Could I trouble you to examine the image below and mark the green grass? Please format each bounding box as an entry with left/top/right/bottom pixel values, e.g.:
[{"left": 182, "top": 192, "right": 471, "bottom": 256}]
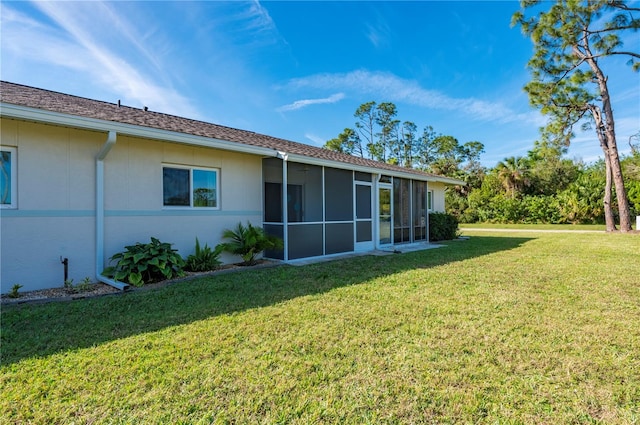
[
  {"left": 460, "top": 222, "right": 608, "bottom": 231},
  {"left": 2, "top": 232, "right": 639, "bottom": 423}
]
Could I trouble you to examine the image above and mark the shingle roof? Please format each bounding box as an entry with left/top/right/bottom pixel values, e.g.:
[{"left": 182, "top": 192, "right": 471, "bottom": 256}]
[{"left": 0, "top": 81, "right": 458, "bottom": 181}]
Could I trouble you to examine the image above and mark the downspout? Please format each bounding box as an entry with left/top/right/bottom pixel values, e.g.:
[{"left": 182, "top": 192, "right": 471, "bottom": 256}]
[{"left": 95, "top": 131, "right": 128, "bottom": 290}]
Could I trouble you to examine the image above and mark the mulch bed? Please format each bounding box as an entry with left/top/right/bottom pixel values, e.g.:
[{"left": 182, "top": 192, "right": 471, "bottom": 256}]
[{"left": 1, "top": 260, "right": 280, "bottom": 306}]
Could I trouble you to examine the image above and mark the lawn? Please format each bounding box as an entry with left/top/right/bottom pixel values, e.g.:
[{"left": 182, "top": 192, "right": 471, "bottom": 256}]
[
  {"left": 459, "top": 223, "right": 609, "bottom": 231},
  {"left": 2, "top": 231, "right": 639, "bottom": 423}
]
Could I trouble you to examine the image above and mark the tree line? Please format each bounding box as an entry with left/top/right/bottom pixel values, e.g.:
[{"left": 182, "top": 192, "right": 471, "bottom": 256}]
[
  {"left": 324, "top": 101, "right": 485, "bottom": 173},
  {"left": 447, "top": 136, "right": 640, "bottom": 225},
  {"left": 324, "top": 0, "right": 639, "bottom": 231},
  {"left": 324, "top": 100, "right": 639, "bottom": 225}
]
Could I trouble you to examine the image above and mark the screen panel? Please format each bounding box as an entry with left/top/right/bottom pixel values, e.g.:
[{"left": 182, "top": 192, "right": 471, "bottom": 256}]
[
  {"left": 356, "top": 185, "right": 372, "bottom": 219},
  {"left": 356, "top": 220, "right": 372, "bottom": 243},
  {"left": 325, "top": 167, "right": 353, "bottom": 221},
  {"left": 263, "top": 224, "right": 284, "bottom": 260},
  {"left": 287, "top": 162, "right": 323, "bottom": 222},
  {"left": 288, "top": 224, "right": 323, "bottom": 259},
  {"left": 325, "top": 223, "right": 354, "bottom": 254}
]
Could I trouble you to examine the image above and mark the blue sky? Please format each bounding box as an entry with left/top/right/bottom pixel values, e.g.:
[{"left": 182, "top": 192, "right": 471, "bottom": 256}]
[{"left": 1, "top": 1, "right": 638, "bottom": 167}]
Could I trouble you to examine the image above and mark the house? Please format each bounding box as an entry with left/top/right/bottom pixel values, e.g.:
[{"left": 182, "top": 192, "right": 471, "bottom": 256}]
[{"left": 0, "top": 81, "right": 463, "bottom": 292}]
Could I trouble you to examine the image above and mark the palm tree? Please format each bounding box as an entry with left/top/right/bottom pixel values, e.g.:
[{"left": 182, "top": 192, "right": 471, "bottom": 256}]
[
  {"left": 219, "top": 222, "right": 283, "bottom": 266},
  {"left": 495, "top": 156, "right": 530, "bottom": 197}
]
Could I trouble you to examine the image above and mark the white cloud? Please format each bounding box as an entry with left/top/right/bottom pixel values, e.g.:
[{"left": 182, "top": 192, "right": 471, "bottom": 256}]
[
  {"left": 283, "top": 70, "right": 544, "bottom": 125},
  {"left": 364, "top": 14, "right": 391, "bottom": 49},
  {"left": 245, "top": 0, "right": 278, "bottom": 34},
  {"left": 304, "top": 133, "right": 326, "bottom": 146},
  {"left": 221, "top": 0, "right": 286, "bottom": 49},
  {"left": 1, "top": 1, "right": 199, "bottom": 118},
  {"left": 277, "top": 93, "right": 345, "bottom": 112}
]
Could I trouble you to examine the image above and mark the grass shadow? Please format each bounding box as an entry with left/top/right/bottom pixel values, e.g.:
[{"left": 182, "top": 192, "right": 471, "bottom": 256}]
[{"left": 1, "top": 235, "right": 533, "bottom": 365}]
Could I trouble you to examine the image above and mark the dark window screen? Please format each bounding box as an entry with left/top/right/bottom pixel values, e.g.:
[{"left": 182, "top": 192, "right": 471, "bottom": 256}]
[
  {"left": 263, "top": 224, "right": 284, "bottom": 260},
  {"left": 355, "top": 172, "right": 372, "bottom": 182},
  {"left": 264, "top": 183, "right": 282, "bottom": 222},
  {"left": 326, "top": 223, "right": 354, "bottom": 254},
  {"left": 288, "top": 224, "right": 323, "bottom": 259},
  {"left": 325, "top": 167, "right": 353, "bottom": 221},
  {"left": 356, "top": 221, "right": 372, "bottom": 242},
  {"left": 356, "top": 185, "right": 372, "bottom": 219}
]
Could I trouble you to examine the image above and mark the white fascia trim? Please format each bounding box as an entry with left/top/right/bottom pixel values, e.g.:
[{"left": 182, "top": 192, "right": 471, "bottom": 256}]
[
  {"left": 283, "top": 153, "right": 466, "bottom": 185},
  {"left": 429, "top": 176, "right": 467, "bottom": 186},
  {"left": 0, "top": 103, "right": 278, "bottom": 158},
  {"left": 1, "top": 103, "right": 465, "bottom": 185}
]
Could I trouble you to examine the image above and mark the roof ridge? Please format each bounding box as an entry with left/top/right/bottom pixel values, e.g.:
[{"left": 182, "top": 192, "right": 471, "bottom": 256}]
[
  {"left": 1, "top": 79, "right": 121, "bottom": 108},
  {"left": 0, "top": 80, "right": 457, "bottom": 182}
]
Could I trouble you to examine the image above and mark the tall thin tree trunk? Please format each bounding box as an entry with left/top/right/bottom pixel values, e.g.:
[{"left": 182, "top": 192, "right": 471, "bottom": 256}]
[
  {"left": 603, "top": 154, "right": 616, "bottom": 232},
  {"left": 606, "top": 137, "right": 632, "bottom": 231},
  {"left": 592, "top": 105, "right": 617, "bottom": 232},
  {"left": 586, "top": 55, "right": 632, "bottom": 232}
]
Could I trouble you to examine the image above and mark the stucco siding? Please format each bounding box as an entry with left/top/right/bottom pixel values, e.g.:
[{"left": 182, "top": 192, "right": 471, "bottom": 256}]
[
  {"left": 429, "top": 182, "right": 447, "bottom": 213},
  {"left": 1, "top": 119, "right": 101, "bottom": 291},
  {"left": 100, "top": 135, "right": 263, "bottom": 265},
  {"left": 1, "top": 118, "right": 263, "bottom": 292},
  {"left": 1, "top": 217, "right": 95, "bottom": 291},
  {"left": 2, "top": 119, "right": 102, "bottom": 211}
]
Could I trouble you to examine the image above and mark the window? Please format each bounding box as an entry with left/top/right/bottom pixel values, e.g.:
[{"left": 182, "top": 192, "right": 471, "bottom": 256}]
[
  {"left": 0, "top": 147, "right": 17, "bottom": 209},
  {"left": 427, "top": 190, "right": 434, "bottom": 211},
  {"left": 163, "top": 165, "right": 219, "bottom": 208}
]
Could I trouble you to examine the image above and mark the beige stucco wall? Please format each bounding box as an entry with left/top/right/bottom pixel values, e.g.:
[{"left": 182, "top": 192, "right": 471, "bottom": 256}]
[
  {"left": 1, "top": 116, "right": 455, "bottom": 293},
  {"left": 1, "top": 118, "right": 263, "bottom": 292},
  {"left": 429, "top": 181, "right": 447, "bottom": 213}
]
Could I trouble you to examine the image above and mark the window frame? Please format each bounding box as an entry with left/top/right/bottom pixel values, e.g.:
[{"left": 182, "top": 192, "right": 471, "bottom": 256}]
[
  {"left": 162, "top": 164, "right": 220, "bottom": 210},
  {"left": 0, "top": 147, "right": 17, "bottom": 209},
  {"left": 427, "top": 189, "right": 434, "bottom": 211}
]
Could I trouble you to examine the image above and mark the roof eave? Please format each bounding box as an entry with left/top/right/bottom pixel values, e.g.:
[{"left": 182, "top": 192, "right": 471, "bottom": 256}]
[
  {"left": 283, "top": 153, "right": 465, "bottom": 184},
  {"left": 430, "top": 176, "right": 467, "bottom": 186},
  {"left": 0, "top": 102, "right": 466, "bottom": 185},
  {"left": 0, "top": 103, "right": 279, "bottom": 158}
]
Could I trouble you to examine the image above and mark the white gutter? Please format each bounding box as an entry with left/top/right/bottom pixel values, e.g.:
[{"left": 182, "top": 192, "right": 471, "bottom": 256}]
[
  {"left": 2, "top": 102, "right": 463, "bottom": 186},
  {"left": 282, "top": 153, "right": 466, "bottom": 186},
  {"left": 1, "top": 103, "right": 278, "bottom": 158},
  {"left": 96, "top": 131, "right": 128, "bottom": 290}
]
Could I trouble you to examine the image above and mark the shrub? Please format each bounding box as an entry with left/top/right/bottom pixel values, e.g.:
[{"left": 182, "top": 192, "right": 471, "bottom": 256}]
[
  {"left": 63, "top": 277, "right": 93, "bottom": 294},
  {"left": 521, "top": 195, "right": 563, "bottom": 224},
  {"left": 103, "top": 237, "right": 185, "bottom": 286},
  {"left": 429, "top": 212, "right": 459, "bottom": 241},
  {"left": 218, "top": 222, "right": 283, "bottom": 266},
  {"left": 185, "top": 238, "right": 222, "bottom": 272},
  {"left": 7, "top": 284, "right": 23, "bottom": 299}
]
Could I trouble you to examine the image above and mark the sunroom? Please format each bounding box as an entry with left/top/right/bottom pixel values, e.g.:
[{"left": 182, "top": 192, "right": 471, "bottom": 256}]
[{"left": 262, "top": 157, "right": 435, "bottom": 262}]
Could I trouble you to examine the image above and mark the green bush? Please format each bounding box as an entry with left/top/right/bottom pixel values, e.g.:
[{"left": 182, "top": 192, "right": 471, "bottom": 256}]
[
  {"left": 185, "top": 238, "right": 222, "bottom": 272},
  {"left": 103, "top": 237, "right": 185, "bottom": 287},
  {"left": 626, "top": 179, "right": 640, "bottom": 218},
  {"left": 429, "top": 212, "right": 459, "bottom": 241},
  {"left": 218, "top": 222, "right": 283, "bottom": 266},
  {"left": 521, "top": 195, "right": 563, "bottom": 224},
  {"left": 7, "top": 284, "right": 23, "bottom": 299},
  {"left": 63, "top": 277, "right": 94, "bottom": 294}
]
